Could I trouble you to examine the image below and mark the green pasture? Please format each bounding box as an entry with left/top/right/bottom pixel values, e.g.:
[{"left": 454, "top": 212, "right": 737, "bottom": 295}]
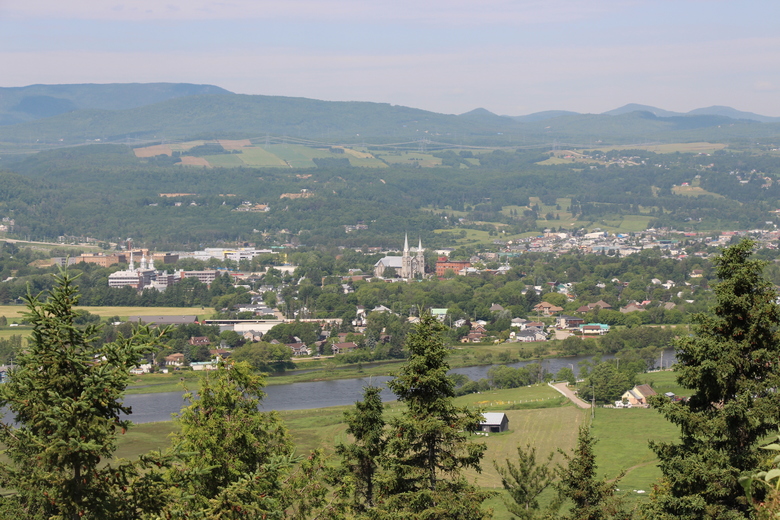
[
  {"left": 202, "top": 154, "right": 245, "bottom": 167},
  {"left": 591, "top": 407, "right": 679, "bottom": 496},
  {"left": 266, "top": 145, "right": 318, "bottom": 168},
  {"left": 375, "top": 151, "right": 442, "bottom": 167},
  {"left": 0, "top": 305, "right": 203, "bottom": 321},
  {"left": 238, "top": 147, "right": 288, "bottom": 167},
  {"left": 671, "top": 185, "right": 725, "bottom": 198},
  {"left": 637, "top": 370, "right": 689, "bottom": 398},
  {"left": 109, "top": 373, "right": 689, "bottom": 516}
]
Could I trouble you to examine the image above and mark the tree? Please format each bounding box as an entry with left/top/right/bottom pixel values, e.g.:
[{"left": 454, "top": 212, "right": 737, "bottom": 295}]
[
  {"left": 381, "top": 313, "right": 492, "bottom": 519},
  {"left": 0, "top": 271, "right": 168, "bottom": 519},
  {"left": 578, "top": 362, "right": 634, "bottom": 404},
  {"left": 647, "top": 239, "right": 780, "bottom": 520},
  {"left": 160, "top": 360, "right": 333, "bottom": 518},
  {"left": 335, "top": 385, "right": 386, "bottom": 514},
  {"left": 555, "top": 426, "right": 627, "bottom": 520},
  {"left": 494, "top": 444, "right": 555, "bottom": 520}
]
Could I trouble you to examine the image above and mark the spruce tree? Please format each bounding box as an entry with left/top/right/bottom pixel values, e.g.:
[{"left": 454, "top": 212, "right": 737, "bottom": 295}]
[
  {"left": 647, "top": 239, "right": 780, "bottom": 519},
  {"left": 0, "top": 271, "right": 166, "bottom": 519},
  {"left": 494, "top": 444, "right": 555, "bottom": 520},
  {"left": 555, "top": 426, "right": 627, "bottom": 520},
  {"left": 335, "top": 385, "right": 386, "bottom": 513},
  {"left": 382, "top": 312, "right": 492, "bottom": 519}
]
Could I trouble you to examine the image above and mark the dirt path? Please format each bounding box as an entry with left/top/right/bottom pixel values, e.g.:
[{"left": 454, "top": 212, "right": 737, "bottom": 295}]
[{"left": 550, "top": 382, "right": 591, "bottom": 409}]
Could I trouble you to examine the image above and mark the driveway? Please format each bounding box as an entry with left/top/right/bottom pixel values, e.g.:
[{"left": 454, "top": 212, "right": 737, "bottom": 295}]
[{"left": 550, "top": 381, "right": 591, "bottom": 409}]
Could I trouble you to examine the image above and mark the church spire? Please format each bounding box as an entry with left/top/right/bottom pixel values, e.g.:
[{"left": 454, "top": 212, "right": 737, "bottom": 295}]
[
  {"left": 418, "top": 237, "right": 423, "bottom": 252},
  {"left": 404, "top": 233, "right": 409, "bottom": 253}
]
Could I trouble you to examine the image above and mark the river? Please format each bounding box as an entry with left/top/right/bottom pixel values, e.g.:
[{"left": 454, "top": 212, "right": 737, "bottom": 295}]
[{"left": 123, "top": 349, "right": 676, "bottom": 424}]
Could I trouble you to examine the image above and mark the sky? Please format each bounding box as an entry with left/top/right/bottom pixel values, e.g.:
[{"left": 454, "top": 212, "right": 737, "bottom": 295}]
[{"left": 1, "top": 0, "right": 780, "bottom": 117}]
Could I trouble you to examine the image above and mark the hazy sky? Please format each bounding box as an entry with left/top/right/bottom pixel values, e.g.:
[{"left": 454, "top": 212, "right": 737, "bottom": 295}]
[{"left": 2, "top": 0, "right": 779, "bottom": 116}]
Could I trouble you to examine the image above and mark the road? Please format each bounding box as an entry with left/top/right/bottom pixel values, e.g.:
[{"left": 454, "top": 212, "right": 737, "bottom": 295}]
[{"left": 550, "top": 381, "right": 591, "bottom": 409}]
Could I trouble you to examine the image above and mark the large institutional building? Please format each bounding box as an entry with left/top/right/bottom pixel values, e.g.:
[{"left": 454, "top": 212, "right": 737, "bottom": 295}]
[{"left": 373, "top": 235, "right": 426, "bottom": 279}]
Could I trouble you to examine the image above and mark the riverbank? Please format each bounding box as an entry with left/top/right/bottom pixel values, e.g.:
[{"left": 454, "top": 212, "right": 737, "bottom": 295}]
[{"left": 126, "top": 342, "right": 571, "bottom": 395}]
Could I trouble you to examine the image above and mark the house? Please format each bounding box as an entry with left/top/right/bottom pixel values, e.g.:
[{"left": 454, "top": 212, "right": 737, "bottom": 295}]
[
  {"left": 479, "top": 412, "right": 509, "bottom": 433},
  {"left": 556, "top": 315, "right": 584, "bottom": 329},
  {"left": 620, "top": 302, "right": 646, "bottom": 313},
  {"left": 533, "top": 302, "right": 563, "bottom": 316},
  {"left": 579, "top": 323, "right": 610, "bottom": 335},
  {"left": 191, "top": 361, "right": 218, "bottom": 371},
  {"left": 514, "top": 329, "right": 546, "bottom": 342},
  {"left": 331, "top": 342, "right": 359, "bottom": 355},
  {"left": 242, "top": 330, "right": 263, "bottom": 342},
  {"left": 621, "top": 384, "right": 657, "bottom": 406},
  {"left": 286, "top": 342, "right": 311, "bottom": 357},
  {"left": 188, "top": 336, "right": 211, "bottom": 346},
  {"left": 164, "top": 353, "right": 185, "bottom": 366}
]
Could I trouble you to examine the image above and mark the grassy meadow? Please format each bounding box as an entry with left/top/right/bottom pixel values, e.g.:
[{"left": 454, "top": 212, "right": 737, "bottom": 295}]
[
  {"left": 112, "top": 378, "right": 679, "bottom": 518},
  {"left": 0, "top": 305, "right": 204, "bottom": 321}
]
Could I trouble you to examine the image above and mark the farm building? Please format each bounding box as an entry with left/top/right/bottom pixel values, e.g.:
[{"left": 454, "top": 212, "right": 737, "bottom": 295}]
[{"left": 479, "top": 412, "right": 509, "bottom": 433}]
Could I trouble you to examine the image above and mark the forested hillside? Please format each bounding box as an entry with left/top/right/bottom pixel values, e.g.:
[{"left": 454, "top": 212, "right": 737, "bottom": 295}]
[{"left": 0, "top": 144, "right": 779, "bottom": 248}]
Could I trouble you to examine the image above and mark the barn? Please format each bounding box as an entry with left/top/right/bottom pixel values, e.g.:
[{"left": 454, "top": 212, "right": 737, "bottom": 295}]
[{"left": 479, "top": 412, "right": 509, "bottom": 433}]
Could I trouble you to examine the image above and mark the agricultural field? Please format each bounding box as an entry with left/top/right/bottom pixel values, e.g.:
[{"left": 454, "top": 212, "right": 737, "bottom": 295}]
[
  {"left": 581, "top": 142, "right": 728, "bottom": 155},
  {"left": 0, "top": 305, "right": 203, "bottom": 321},
  {"left": 374, "top": 151, "right": 443, "bottom": 167}
]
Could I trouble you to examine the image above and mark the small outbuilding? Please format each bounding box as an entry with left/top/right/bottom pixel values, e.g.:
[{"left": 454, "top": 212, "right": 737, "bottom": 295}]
[{"left": 479, "top": 412, "right": 509, "bottom": 433}]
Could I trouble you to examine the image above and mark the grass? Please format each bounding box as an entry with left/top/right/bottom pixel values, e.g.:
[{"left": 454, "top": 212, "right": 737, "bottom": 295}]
[
  {"left": 591, "top": 407, "right": 680, "bottom": 498},
  {"left": 0, "top": 305, "right": 204, "bottom": 321},
  {"left": 105, "top": 376, "right": 691, "bottom": 516},
  {"left": 671, "top": 185, "right": 725, "bottom": 198},
  {"left": 238, "top": 147, "right": 288, "bottom": 167}
]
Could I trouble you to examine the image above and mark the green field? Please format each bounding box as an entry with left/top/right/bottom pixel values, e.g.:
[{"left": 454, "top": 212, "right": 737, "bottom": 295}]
[
  {"left": 375, "top": 151, "right": 442, "bottom": 167},
  {"left": 238, "top": 147, "right": 289, "bottom": 167},
  {"left": 0, "top": 305, "right": 204, "bottom": 321},
  {"left": 108, "top": 373, "right": 691, "bottom": 517},
  {"left": 202, "top": 153, "right": 246, "bottom": 167}
]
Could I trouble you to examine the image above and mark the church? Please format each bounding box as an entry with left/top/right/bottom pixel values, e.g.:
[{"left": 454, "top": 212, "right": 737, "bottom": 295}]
[{"left": 373, "top": 235, "right": 426, "bottom": 279}]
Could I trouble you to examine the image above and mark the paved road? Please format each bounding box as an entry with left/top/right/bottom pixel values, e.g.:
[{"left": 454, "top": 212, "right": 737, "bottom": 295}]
[{"left": 550, "top": 381, "right": 591, "bottom": 409}]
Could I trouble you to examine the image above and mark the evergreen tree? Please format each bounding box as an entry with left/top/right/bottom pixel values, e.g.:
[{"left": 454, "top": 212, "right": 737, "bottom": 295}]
[
  {"left": 494, "top": 444, "right": 555, "bottom": 520},
  {"left": 335, "top": 385, "right": 386, "bottom": 514},
  {"left": 647, "top": 239, "right": 780, "bottom": 519},
  {"left": 381, "top": 313, "right": 492, "bottom": 519},
  {"left": 555, "top": 426, "right": 627, "bottom": 520},
  {"left": 0, "top": 271, "right": 168, "bottom": 519},
  {"left": 168, "top": 360, "right": 293, "bottom": 499}
]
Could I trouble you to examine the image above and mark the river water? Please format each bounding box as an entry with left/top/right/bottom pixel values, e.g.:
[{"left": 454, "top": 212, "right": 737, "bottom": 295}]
[{"left": 123, "top": 349, "right": 676, "bottom": 424}]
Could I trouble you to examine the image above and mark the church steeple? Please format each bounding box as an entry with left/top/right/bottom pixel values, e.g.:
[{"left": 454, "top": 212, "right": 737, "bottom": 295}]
[{"left": 404, "top": 233, "right": 409, "bottom": 253}]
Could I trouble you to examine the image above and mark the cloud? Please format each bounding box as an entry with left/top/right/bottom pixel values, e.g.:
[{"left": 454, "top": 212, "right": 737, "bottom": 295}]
[{"left": 0, "top": 0, "right": 636, "bottom": 24}]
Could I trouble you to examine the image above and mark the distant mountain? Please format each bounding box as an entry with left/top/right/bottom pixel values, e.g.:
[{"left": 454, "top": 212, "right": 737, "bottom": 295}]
[
  {"left": 0, "top": 83, "right": 231, "bottom": 125},
  {"left": 507, "top": 110, "right": 578, "bottom": 122},
  {"left": 686, "top": 105, "right": 780, "bottom": 123},
  {"left": 0, "top": 83, "right": 779, "bottom": 147},
  {"left": 602, "top": 104, "right": 683, "bottom": 118}
]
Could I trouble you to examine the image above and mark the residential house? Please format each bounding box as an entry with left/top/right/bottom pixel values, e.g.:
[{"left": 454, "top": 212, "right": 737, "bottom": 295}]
[
  {"left": 331, "top": 342, "right": 359, "bottom": 355},
  {"left": 621, "top": 384, "right": 657, "bottom": 406},
  {"left": 533, "top": 302, "right": 563, "bottom": 316},
  {"left": 164, "top": 353, "right": 185, "bottom": 366},
  {"left": 556, "top": 315, "right": 585, "bottom": 329},
  {"left": 286, "top": 342, "right": 311, "bottom": 357},
  {"left": 579, "top": 323, "right": 610, "bottom": 335}
]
